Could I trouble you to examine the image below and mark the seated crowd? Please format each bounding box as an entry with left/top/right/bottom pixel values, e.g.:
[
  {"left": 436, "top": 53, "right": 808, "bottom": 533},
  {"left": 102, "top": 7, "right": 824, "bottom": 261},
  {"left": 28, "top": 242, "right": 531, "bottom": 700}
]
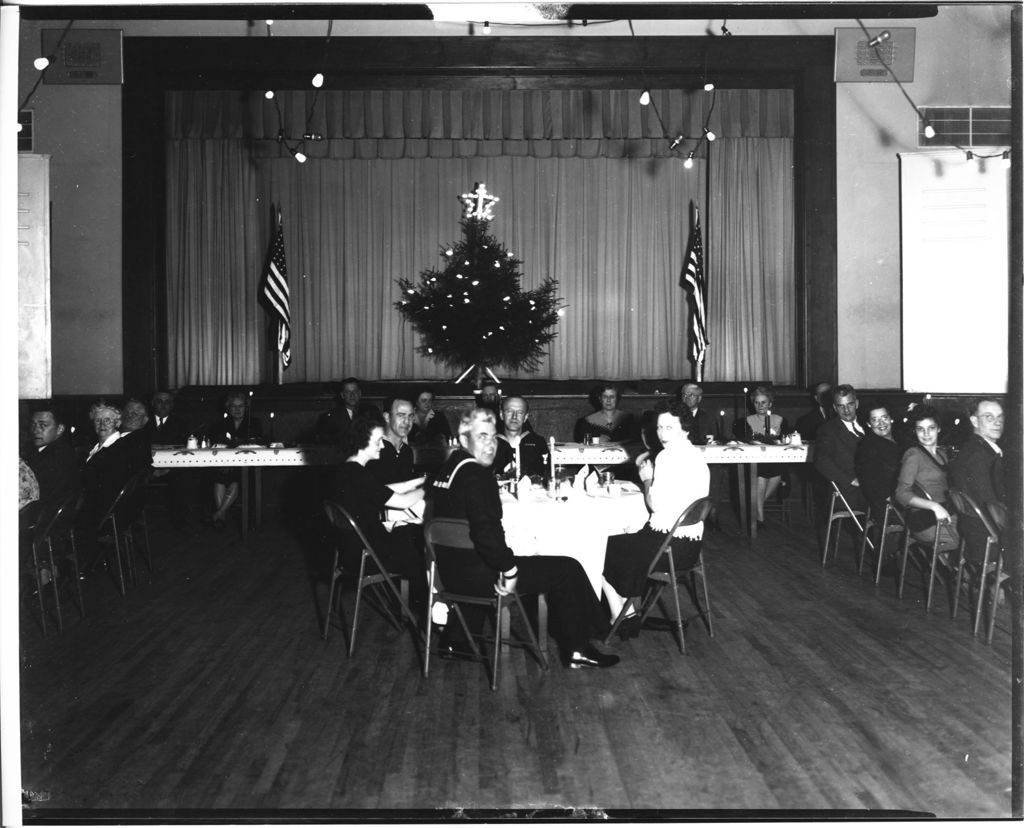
[{"left": 18, "top": 378, "right": 1011, "bottom": 666}]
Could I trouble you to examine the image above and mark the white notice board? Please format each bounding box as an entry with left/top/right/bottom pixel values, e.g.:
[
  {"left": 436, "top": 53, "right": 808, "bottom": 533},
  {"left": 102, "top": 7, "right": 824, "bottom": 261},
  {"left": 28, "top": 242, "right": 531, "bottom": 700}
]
[{"left": 899, "top": 150, "right": 1009, "bottom": 394}]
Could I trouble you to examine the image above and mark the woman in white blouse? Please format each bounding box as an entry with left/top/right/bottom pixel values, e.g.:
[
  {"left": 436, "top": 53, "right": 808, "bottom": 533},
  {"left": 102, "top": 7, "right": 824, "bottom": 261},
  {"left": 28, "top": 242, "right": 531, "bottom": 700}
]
[{"left": 601, "top": 400, "right": 710, "bottom": 637}]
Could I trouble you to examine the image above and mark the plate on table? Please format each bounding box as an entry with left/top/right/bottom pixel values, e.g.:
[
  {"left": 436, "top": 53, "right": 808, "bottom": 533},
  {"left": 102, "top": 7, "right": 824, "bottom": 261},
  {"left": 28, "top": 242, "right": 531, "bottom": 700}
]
[
  {"left": 237, "top": 444, "right": 264, "bottom": 449},
  {"left": 617, "top": 481, "right": 641, "bottom": 493}
]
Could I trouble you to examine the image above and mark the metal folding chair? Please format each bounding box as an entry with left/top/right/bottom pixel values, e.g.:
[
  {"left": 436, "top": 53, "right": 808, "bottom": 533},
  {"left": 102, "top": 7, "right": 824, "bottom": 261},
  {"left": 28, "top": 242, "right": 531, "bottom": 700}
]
[
  {"left": 857, "top": 498, "right": 907, "bottom": 585},
  {"left": 423, "top": 517, "right": 548, "bottom": 691},
  {"left": 322, "top": 499, "right": 422, "bottom": 656},
  {"left": 948, "top": 488, "right": 1004, "bottom": 642},
  {"left": 897, "top": 483, "right": 957, "bottom": 613},
  {"left": 603, "top": 497, "right": 714, "bottom": 654},
  {"left": 29, "top": 492, "right": 86, "bottom": 634},
  {"left": 821, "top": 480, "right": 870, "bottom": 570}
]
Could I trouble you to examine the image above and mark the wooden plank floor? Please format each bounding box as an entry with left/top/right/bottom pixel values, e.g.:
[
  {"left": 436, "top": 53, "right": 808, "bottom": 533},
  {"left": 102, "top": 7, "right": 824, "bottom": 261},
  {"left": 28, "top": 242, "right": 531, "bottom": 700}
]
[{"left": 19, "top": 496, "right": 1013, "bottom": 819}]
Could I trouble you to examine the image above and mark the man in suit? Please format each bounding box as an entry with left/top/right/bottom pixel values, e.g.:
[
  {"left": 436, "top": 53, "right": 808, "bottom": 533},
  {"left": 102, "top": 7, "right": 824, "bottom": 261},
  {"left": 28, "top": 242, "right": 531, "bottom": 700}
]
[
  {"left": 314, "top": 377, "right": 380, "bottom": 449},
  {"left": 119, "top": 398, "right": 154, "bottom": 478},
  {"left": 813, "top": 383, "right": 867, "bottom": 515},
  {"left": 430, "top": 407, "right": 618, "bottom": 669},
  {"left": 678, "top": 382, "right": 716, "bottom": 446},
  {"left": 795, "top": 381, "right": 833, "bottom": 441},
  {"left": 147, "top": 390, "right": 190, "bottom": 446},
  {"left": 146, "top": 389, "right": 192, "bottom": 525},
  {"left": 25, "top": 403, "right": 81, "bottom": 512},
  {"left": 949, "top": 398, "right": 1007, "bottom": 566}
]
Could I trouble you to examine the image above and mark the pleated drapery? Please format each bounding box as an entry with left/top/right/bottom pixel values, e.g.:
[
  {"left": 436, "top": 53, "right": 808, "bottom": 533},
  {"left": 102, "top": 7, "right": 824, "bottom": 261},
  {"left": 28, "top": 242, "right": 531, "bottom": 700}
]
[{"left": 165, "top": 88, "right": 795, "bottom": 385}]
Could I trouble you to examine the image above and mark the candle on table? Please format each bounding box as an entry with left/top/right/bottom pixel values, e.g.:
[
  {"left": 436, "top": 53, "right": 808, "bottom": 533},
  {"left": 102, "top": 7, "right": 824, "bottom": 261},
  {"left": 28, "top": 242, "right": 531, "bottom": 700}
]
[
  {"left": 549, "top": 435, "right": 556, "bottom": 482},
  {"left": 718, "top": 410, "right": 724, "bottom": 438},
  {"left": 269, "top": 411, "right": 275, "bottom": 442}
]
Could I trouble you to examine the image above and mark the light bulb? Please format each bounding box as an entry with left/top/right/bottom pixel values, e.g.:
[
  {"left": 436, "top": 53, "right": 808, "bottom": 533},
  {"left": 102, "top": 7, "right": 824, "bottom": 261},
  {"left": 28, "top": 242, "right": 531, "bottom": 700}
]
[
  {"left": 311, "top": 72, "right": 324, "bottom": 88},
  {"left": 33, "top": 56, "right": 50, "bottom": 71},
  {"left": 294, "top": 151, "right": 307, "bottom": 163},
  {"left": 16, "top": 123, "right": 23, "bottom": 133},
  {"left": 265, "top": 19, "right": 274, "bottom": 25},
  {"left": 923, "top": 124, "right": 935, "bottom": 139},
  {"left": 683, "top": 153, "right": 694, "bottom": 169},
  {"left": 704, "top": 128, "right": 716, "bottom": 142},
  {"left": 639, "top": 90, "right": 651, "bottom": 106},
  {"left": 703, "top": 82, "right": 715, "bottom": 92},
  {"left": 557, "top": 308, "right": 566, "bottom": 317},
  {"left": 445, "top": 248, "right": 453, "bottom": 256},
  {"left": 264, "top": 90, "right": 275, "bottom": 100}
]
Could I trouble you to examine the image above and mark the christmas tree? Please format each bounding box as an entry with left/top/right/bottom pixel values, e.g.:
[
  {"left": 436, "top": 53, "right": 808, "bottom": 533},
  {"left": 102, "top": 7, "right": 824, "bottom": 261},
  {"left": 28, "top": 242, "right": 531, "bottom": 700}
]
[{"left": 396, "top": 183, "right": 562, "bottom": 383}]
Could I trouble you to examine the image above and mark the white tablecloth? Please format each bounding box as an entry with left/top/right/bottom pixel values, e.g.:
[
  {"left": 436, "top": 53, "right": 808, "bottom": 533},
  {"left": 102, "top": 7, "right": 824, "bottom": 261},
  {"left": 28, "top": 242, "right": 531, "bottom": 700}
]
[{"left": 500, "top": 485, "right": 649, "bottom": 596}]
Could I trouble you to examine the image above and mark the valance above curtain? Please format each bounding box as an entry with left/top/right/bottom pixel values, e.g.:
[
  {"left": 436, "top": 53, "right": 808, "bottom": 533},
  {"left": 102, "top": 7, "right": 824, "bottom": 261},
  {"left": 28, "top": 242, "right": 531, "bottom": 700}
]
[{"left": 167, "top": 88, "right": 793, "bottom": 158}]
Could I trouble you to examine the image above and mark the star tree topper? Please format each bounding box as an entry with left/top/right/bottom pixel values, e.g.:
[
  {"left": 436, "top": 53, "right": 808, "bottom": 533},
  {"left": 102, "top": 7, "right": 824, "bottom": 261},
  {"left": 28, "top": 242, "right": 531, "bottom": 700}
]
[
  {"left": 460, "top": 182, "right": 500, "bottom": 220},
  {"left": 396, "top": 182, "right": 563, "bottom": 380}
]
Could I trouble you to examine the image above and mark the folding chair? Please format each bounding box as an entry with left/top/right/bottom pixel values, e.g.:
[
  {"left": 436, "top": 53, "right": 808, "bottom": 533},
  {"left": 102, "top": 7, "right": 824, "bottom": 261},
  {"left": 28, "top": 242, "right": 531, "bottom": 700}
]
[
  {"left": 857, "top": 498, "right": 907, "bottom": 585},
  {"left": 322, "top": 499, "right": 422, "bottom": 656},
  {"left": 897, "top": 483, "right": 957, "bottom": 613},
  {"left": 29, "top": 492, "right": 86, "bottom": 634},
  {"left": 948, "top": 488, "right": 1004, "bottom": 642},
  {"left": 604, "top": 497, "right": 714, "bottom": 655},
  {"left": 821, "top": 480, "right": 870, "bottom": 570},
  {"left": 96, "top": 472, "right": 151, "bottom": 595},
  {"left": 423, "top": 517, "right": 548, "bottom": 691}
]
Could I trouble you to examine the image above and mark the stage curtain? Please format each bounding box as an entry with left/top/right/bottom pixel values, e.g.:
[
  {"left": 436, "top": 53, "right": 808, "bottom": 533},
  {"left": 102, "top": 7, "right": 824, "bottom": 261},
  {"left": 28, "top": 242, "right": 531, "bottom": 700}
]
[{"left": 166, "top": 89, "right": 794, "bottom": 385}]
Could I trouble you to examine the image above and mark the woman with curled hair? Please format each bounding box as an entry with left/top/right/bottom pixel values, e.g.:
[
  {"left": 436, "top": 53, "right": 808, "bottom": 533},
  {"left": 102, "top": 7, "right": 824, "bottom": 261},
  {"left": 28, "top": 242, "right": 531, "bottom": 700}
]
[
  {"left": 732, "top": 385, "right": 789, "bottom": 527},
  {"left": 574, "top": 382, "right": 637, "bottom": 444},
  {"left": 207, "top": 392, "right": 264, "bottom": 530},
  {"left": 602, "top": 399, "right": 710, "bottom": 638},
  {"left": 325, "top": 413, "right": 427, "bottom": 608},
  {"left": 409, "top": 386, "right": 452, "bottom": 445},
  {"left": 895, "top": 404, "right": 959, "bottom": 554}
]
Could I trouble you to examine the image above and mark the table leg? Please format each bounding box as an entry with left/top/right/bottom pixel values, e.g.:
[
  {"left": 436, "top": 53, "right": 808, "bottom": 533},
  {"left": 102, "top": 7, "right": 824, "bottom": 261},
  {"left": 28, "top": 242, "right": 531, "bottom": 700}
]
[
  {"left": 240, "top": 468, "right": 249, "bottom": 539},
  {"left": 254, "top": 468, "right": 263, "bottom": 531},
  {"left": 749, "top": 461, "right": 759, "bottom": 540},
  {"left": 734, "top": 464, "right": 748, "bottom": 539}
]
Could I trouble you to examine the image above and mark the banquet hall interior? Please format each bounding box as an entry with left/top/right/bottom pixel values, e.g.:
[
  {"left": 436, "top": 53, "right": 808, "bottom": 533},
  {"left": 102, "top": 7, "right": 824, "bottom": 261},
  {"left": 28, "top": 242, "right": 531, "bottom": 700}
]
[{"left": 5, "top": 0, "right": 1022, "bottom": 821}]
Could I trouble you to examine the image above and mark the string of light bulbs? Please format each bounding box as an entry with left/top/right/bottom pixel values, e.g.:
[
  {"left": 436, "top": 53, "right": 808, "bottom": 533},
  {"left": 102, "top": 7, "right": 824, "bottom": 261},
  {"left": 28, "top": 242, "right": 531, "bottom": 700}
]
[
  {"left": 630, "top": 18, "right": 721, "bottom": 169},
  {"left": 854, "top": 17, "right": 1010, "bottom": 167},
  {"left": 264, "top": 18, "right": 333, "bottom": 164}
]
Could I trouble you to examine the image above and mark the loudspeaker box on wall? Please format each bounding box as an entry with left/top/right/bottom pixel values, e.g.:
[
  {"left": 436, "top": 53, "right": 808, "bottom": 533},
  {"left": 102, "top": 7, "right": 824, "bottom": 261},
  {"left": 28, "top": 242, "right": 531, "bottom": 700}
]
[{"left": 41, "top": 28, "right": 123, "bottom": 85}]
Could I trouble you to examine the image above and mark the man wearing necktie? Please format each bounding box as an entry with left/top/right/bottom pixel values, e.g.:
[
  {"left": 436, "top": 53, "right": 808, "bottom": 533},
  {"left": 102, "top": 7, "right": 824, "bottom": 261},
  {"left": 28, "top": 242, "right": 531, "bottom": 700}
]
[{"left": 813, "top": 384, "right": 868, "bottom": 527}]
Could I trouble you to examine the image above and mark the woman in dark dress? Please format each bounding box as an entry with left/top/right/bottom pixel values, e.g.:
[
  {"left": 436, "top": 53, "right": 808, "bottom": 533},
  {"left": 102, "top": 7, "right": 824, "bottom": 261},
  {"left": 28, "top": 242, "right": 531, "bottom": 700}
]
[
  {"left": 574, "top": 382, "right": 637, "bottom": 444},
  {"left": 409, "top": 387, "right": 452, "bottom": 445},
  {"left": 731, "top": 385, "right": 789, "bottom": 526},
  {"left": 326, "top": 415, "right": 427, "bottom": 606},
  {"left": 207, "top": 392, "right": 264, "bottom": 529},
  {"left": 895, "top": 404, "right": 959, "bottom": 554}
]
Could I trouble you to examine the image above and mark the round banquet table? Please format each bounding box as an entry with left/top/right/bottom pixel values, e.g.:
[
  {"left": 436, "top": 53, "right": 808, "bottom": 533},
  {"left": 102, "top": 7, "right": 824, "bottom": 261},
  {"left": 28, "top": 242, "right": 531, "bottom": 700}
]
[{"left": 500, "top": 484, "right": 650, "bottom": 597}]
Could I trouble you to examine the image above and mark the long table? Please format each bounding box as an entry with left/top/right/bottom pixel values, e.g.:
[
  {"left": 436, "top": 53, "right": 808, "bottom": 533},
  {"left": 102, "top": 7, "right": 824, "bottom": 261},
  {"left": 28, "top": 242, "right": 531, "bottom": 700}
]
[
  {"left": 552, "top": 441, "right": 814, "bottom": 540},
  {"left": 151, "top": 445, "right": 344, "bottom": 537}
]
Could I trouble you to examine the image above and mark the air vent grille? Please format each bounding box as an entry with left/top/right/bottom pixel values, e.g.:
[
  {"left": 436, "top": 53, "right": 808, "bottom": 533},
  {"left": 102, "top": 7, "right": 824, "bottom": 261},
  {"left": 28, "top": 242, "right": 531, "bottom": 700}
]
[{"left": 919, "top": 106, "right": 1011, "bottom": 148}]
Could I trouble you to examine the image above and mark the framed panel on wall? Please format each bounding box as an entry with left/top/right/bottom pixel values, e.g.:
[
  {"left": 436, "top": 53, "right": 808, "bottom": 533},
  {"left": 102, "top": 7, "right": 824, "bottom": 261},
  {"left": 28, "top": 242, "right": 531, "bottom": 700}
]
[{"left": 898, "top": 150, "right": 1009, "bottom": 394}]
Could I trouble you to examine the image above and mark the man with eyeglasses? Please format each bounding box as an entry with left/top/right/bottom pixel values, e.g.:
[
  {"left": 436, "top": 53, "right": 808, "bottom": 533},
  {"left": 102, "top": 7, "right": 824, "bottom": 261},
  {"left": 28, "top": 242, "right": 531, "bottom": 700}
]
[
  {"left": 24, "top": 403, "right": 80, "bottom": 511},
  {"left": 677, "top": 383, "right": 715, "bottom": 446},
  {"left": 430, "top": 407, "right": 619, "bottom": 669},
  {"left": 813, "top": 384, "right": 867, "bottom": 527},
  {"left": 950, "top": 398, "right": 1007, "bottom": 566}
]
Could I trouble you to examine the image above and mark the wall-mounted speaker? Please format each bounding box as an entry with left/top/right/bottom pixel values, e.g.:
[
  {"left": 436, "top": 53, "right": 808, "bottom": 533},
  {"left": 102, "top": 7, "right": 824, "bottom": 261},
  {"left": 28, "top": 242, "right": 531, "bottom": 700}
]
[
  {"left": 834, "top": 27, "right": 916, "bottom": 83},
  {"left": 41, "top": 28, "right": 123, "bottom": 85}
]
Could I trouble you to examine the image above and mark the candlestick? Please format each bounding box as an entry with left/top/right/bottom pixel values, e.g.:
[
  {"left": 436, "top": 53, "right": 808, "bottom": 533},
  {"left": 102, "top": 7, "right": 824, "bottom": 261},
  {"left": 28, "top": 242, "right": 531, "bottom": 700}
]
[
  {"left": 269, "top": 411, "right": 275, "bottom": 443},
  {"left": 718, "top": 410, "right": 724, "bottom": 439},
  {"left": 549, "top": 435, "right": 556, "bottom": 482}
]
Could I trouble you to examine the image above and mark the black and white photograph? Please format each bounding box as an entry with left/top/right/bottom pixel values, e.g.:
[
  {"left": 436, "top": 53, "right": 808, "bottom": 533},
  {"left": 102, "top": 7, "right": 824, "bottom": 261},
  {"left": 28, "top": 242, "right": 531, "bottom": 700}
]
[{"left": 5, "top": 0, "right": 1021, "bottom": 822}]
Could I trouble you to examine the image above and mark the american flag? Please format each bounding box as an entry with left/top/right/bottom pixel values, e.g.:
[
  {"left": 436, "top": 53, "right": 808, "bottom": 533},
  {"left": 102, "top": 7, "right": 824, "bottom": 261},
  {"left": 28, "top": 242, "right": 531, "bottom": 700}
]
[
  {"left": 261, "top": 220, "right": 291, "bottom": 369},
  {"left": 681, "top": 204, "right": 708, "bottom": 377}
]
